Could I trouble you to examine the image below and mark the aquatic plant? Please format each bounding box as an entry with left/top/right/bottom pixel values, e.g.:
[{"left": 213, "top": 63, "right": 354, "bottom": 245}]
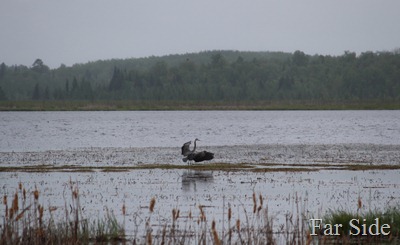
[
  {"left": 1, "top": 181, "right": 126, "bottom": 244},
  {"left": 315, "top": 197, "right": 400, "bottom": 244},
  {"left": 2, "top": 183, "right": 399, "bottom": 244}
]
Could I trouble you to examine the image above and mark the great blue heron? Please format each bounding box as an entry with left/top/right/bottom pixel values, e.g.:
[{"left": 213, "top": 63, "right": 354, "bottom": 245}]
[{"left": 181, "top": 138, "right": 214, "bottom": 164}]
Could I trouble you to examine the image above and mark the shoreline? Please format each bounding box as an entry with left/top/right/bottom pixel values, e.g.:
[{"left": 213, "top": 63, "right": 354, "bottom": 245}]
[{"left": 1, "top": 100, "right": 399, "bottom": 111}]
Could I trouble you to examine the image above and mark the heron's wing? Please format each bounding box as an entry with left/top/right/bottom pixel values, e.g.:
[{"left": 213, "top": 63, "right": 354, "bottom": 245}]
[{"left": 181, "top": 141, "right": 192, "bottom": 156}]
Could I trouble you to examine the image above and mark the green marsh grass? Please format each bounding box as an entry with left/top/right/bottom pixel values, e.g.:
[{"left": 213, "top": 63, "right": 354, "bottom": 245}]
[
  {"left": 310, "top": 196, "right": 400, "bottom": 244},
  {"left": 321, "top": 206, "right": 400, "bottom": 243}
]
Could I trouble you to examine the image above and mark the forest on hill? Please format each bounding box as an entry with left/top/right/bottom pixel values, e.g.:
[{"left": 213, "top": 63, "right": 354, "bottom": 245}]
[{"left": 0, "top": 50, "right": 399, "bottom": 107}]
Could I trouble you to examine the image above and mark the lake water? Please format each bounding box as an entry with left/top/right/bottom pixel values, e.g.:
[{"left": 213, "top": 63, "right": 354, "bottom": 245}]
[
  {"left": 1, "top": 110, "right": 399, "bottom": 152},
  {"left": 1, "top": 110, "right": 400, "bottom": 242}
]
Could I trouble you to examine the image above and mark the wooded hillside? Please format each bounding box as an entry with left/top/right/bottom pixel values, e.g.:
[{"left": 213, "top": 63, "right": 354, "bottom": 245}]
[{"left": 1, "top": 50, "right": 399, "bottom": 105}]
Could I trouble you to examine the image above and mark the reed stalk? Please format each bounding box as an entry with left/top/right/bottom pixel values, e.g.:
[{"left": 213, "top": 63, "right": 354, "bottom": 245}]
[{"left": 2, "top": 183, "right": 399, "bottom": 244}]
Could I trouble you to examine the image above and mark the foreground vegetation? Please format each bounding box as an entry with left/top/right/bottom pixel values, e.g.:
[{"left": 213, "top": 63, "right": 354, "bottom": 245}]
[
  {"left": 2, "top": 182, "right": 399, "bottom": 244},
  {"left": 1, "top": 181, "right": 125, "bottom": 244},
  {"left": 323, "top": 206, "right": 400, "bottom": 239},
  {"left": 1, "top": 50, "right": 399, "bottom": 108}
]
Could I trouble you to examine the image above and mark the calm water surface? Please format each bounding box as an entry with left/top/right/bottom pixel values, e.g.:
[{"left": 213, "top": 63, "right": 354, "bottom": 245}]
[
  {"left": 1, "top": 110, "right": 399, "bottom": 152},
  {"left": 1, "top": 111, "right": 400, "bottom": 241}
]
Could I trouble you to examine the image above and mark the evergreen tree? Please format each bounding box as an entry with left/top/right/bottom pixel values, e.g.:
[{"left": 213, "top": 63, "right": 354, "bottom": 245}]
[
  {"left": 65, "top": 79, "right": 70, "bottom": 93},
  {"left": 31, "top": 58, "right": 50, "bottom": 73},
  {"left": 32, "top": 83, "right": 40, "bottom": 100},
  {"left": 71, "top": 77, "right": 78, "bottom": 99},
  {"left": 0, "top": 50, "right": 398, "bottom": 103},
  {"left": 80, "top": 80, "right": 94, "bottom": 100},
  {"left": 0, "top": 63, "right": 6, "bottom": 79},
  {"left": 108, "top": 67, "right": 124, "bottom": 91},
  {"left": 0, "top": 86, "right": 7, "bottom": 100},
  {"left": 43, "top": 86, "right": 50, "bottom": 100},
  {"left": 292, "top": 50, "right": 308, "bottom": 66},
  {"left": 72, "top": 77, "right": 78, "bottom": 91}
]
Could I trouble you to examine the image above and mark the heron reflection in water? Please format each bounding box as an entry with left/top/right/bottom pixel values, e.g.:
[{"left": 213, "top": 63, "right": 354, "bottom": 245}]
[{"left": 181, "top": 170, "right": 214, "bottom": 192}]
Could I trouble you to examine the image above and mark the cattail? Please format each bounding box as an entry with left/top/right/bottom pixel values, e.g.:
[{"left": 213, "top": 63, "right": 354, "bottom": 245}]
[
  {"left": 146, "top": 231, "right": 152, "bottom": 245},
  {"left": 19, "top": 182, "right": 22, "bottom": 190},
  {"left": 12, "top": 193, "right": 18, "bottom": 212},
  {"left": 172, "top": 209, "right": 176, "bottom": 220},
  {"left": 253, "top": 192, "right": 257, "bottom": 213},
  {"left": 357, "top": 197, "right": 362, "bottom": 210},
  {"left": 122, "top": 203, "right": 126, "bottom": 216},
  {"left": 189, "top": 210, "right": 192, "bottom": 219},
  {"left": 213, "top": 230, "right": 221, "bottom": 245},
  {"left": 259, "top": 194, "right": 263, "bottom": 207},
  {"left": 73, "top": 188, "right": 78, "bottom": 199},
  {"left": 9, "top": 207, "right": 14, "bottom": 219},
  {"left": 3, "top": 195, "right": 7, "bottom": 220},
  {"left": 23, "top": 189, "right": 26, "bottom": 201},
  {"left": 228, "top": 207, "right": 232, "bottom": 221},
  {"left": 212, "top": 220, "right": 221, "bottom": 245},
  {"left": 39, "top": 205, "right": 44, "bottom": 217},
  {"left": 236, "top": 219, "right": 240, "bottom": 231},
  {"left": 38, "top": 205, "right": 44, "bottom": 225},
  {"left": 33, "top": 189, "right": 39, "bottom": 200},
  {"left": 149, "top": 197, "right": 156, "bottom": 213}
]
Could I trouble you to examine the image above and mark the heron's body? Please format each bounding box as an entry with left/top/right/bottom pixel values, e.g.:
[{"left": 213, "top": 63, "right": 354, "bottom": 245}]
[{"left": 189, "top": 151, "right": 214, "bottom": 162}]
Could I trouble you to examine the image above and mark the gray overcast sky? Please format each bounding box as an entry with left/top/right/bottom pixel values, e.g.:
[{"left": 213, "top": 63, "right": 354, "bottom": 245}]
[{"left": 1, "top": 0, "right": 400, "bottom": 68}]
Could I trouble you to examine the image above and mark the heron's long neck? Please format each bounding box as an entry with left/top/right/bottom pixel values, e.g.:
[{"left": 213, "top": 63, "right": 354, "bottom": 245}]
[{"left": 193, "top": 140, "right": 197, "bottom": 152}]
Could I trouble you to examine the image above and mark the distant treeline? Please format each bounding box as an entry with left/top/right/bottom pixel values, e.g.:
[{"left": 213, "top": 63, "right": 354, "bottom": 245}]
[{"left": 0, "top": 50, "right": 399, "bottom": 103}]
